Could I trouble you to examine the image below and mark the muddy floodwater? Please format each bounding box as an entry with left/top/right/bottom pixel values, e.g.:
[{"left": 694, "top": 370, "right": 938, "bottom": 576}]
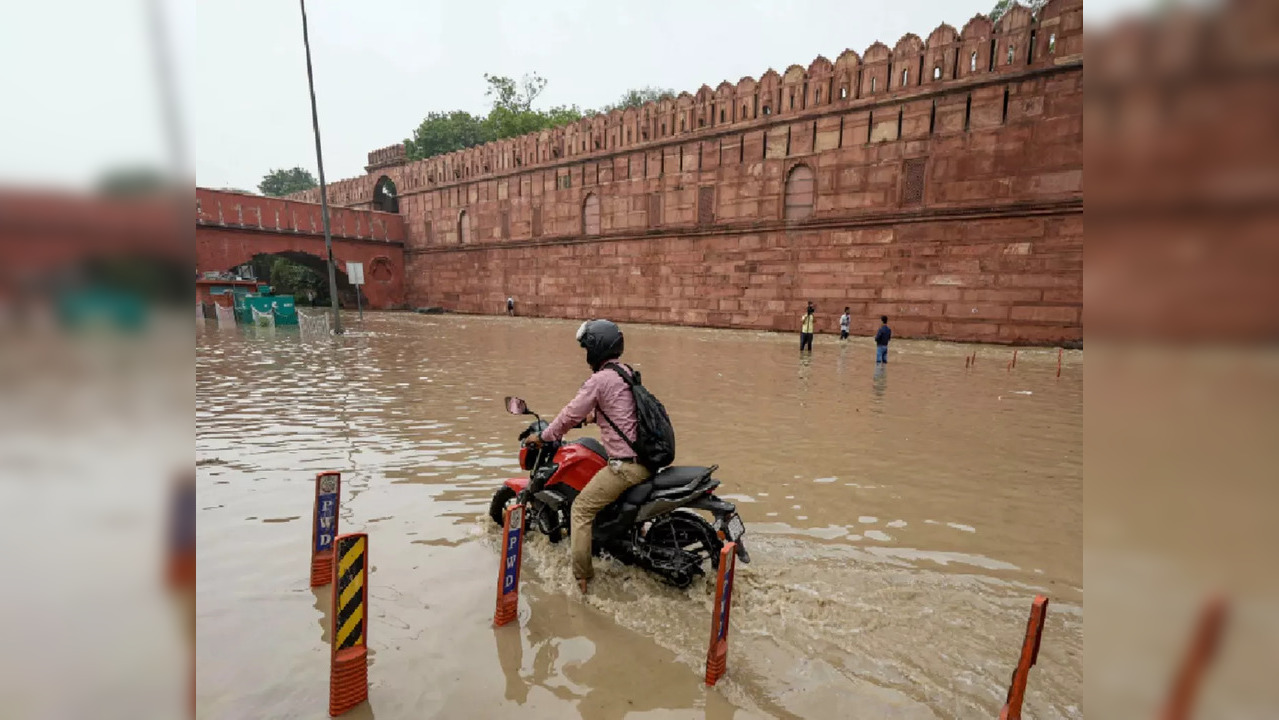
[{"left": 196, "top": 313, "right": 1081, "bottom": 719}]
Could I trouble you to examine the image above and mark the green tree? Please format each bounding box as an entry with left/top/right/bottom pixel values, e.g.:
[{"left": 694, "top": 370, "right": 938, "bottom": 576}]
[
  {"left": 542, "top": 105, "right": 587, "bottom": 127},
  {"left": 601, "top": 86, "right": 675, "bottom": 113},
  {"left": 258, "top": 167, "right": 318, "bottom": 197},
  {"left": 264, "top": 256, "right": 326, "bottom": 301},
  {"left": 403, "top": 73, "right": 591, "bottom": 162},
  {"left": 989, "top": 0, "right": 1047, "bottom": 22},
  {"left": 97, "top": 166, "right": 172, "bottom": 196},
  {"left": 479, "top": 73, "right": 588, "bottom": 143},
  {"left": 404, "top": 110, "right": 491, "bottom": 161},
  {"left": 483, "top": 72, "right": 547, "bottom": 112}
]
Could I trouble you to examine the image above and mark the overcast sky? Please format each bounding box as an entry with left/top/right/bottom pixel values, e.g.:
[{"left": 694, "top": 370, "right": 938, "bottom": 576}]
[
  {"left": 196, "top": 0, "right": 1011, "bottom": 192},
  {"left": 0, "top": 0, "right": 1138, "bottom": 192}
]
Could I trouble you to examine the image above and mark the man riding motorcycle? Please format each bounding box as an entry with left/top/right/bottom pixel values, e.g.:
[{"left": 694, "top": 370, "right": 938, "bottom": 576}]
[{"left": 523, "top": 319, "right": 649, "bottom": 594}]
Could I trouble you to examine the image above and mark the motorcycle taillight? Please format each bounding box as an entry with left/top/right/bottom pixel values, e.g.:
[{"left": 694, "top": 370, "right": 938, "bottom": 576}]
[{"left": 519, "top": 446, "right": 531, "bottom": 470}]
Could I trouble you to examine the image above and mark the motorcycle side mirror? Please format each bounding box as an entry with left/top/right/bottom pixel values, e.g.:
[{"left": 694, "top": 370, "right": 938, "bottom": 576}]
[{"left": 504, "top": 396, "right": 529, "bottom": 415}]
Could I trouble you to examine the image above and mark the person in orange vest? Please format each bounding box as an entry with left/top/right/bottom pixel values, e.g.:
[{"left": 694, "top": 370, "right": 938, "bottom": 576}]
[{"left": 800, "top": 302, "right": 815, "bottom": 352}]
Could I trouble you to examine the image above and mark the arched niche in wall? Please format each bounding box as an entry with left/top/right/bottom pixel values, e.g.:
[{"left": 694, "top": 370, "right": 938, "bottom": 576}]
[
  {"left": 783, "top": 164, "right": 815, "bottom": 221},
  {"left": 582, "top": 193, "right": 600, "bottom": 236},
  {"left": 373, "top": 175, "right": 399, "bottom": 213},
  {"left": 457, "top": 210, "right": 470, "bottom": 244}
]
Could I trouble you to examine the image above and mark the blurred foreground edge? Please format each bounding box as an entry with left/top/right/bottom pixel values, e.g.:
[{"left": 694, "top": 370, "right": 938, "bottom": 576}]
[
  {"left": 0, "top": 186, "right": 190, "bottom": 325},
  {"left": 1085, "top": 0, "right": 1279, "bottom": 342}
]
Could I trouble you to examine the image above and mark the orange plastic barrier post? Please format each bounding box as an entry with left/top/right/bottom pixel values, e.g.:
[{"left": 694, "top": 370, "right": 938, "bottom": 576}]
[
  {"left": 705, "top": 542, "right": 738, "bottom": 686},
  {"left": 329, "top": 533, "right": 369, "bottom": 716},
  {"left": 167, "top": 472, "right": 196, "bottom": 716},
  {"left": 494, "top": 503, "right": 526, "bottom": 627},
  {"left": 1159, "top": 596, "right": 1227, "bottom": 720},
  {"left": 1000, "top": 595, "right": 1049, "bottom": 720},
  {"left": 311, "top": 472, "right": 341, "bottom": 587}
]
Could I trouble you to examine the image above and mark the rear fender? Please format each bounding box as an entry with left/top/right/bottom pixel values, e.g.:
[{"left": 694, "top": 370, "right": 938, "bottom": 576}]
[
  {"left": 687, "top": 494, "right": 736, "bottom": 515},
  {"left": 502, "top": 477, "right": 529, "bottom": 492},
  {"left": 688, "top": 494, "right": 751, "bottom": 564}
]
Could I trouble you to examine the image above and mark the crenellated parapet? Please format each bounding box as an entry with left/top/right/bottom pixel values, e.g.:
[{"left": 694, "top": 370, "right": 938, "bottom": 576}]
[
  {"left": 287, "top": 0, "right": 1081, "bottom": 207},
  {"left": 366, "top": 143, "right": 407, "bottom": 172}
]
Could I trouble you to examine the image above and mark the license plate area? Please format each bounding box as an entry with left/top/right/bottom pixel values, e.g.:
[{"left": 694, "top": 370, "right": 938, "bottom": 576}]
[{"left": 726, "top": 514, "right": 746, "bottom": 541}]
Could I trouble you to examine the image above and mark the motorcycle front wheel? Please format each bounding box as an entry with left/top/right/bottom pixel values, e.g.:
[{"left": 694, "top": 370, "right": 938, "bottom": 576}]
[{"left": 489, "top": 486, "right": 523, "bottom": 526}]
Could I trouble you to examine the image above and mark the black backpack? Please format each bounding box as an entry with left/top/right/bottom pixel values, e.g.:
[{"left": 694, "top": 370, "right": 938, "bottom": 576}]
[{"left": 596, "top": 363, "right": 676, "bottom": 471}]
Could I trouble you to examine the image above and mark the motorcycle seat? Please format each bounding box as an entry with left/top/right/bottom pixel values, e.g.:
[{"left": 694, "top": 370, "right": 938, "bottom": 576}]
[
  {"left": 621, "top": 483, "right": 654, "bottom": 505},
  {"left": 618, "top": 465, "right": 715, "bottom": 506},
  {"left": 651, "top": 465, "right": 713, "bottom": 488}
]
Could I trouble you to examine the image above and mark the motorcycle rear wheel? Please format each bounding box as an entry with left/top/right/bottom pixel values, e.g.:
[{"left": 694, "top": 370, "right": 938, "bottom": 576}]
[{"left": 643, "top": 510, "right": 723, "bottom": 588}]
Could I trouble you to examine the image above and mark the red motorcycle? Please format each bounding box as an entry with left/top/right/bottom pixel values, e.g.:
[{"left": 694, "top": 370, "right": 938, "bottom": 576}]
[{"left": 489, "top": 396, "right": 750, "bottom": 588}]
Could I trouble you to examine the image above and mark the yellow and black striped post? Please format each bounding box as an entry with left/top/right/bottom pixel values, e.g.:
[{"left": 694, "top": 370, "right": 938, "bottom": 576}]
[{"left": 329, "top": 532, "right": 368, "bottom": 716}]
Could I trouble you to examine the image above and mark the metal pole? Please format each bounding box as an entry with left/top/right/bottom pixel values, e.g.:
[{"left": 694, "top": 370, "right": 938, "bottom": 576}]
[
  {"left": 356, "top": 285, "right": 363, "bottom": 321},
  {"left": 299, "top": 0, "right": 343, "bottom": 335},
  {"left": 145, "top": 0, "right": 186, "bottom": 178}
]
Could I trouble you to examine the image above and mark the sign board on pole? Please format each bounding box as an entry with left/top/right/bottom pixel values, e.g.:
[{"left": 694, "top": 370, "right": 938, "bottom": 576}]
[
  {"left": 705, "top": 542, "right": 738, "bottom": 686},
  {"left": 346, "top": 262, "right": 364, "bottom": 286},
  {"left": 493, "top": 503, "right": 525, "bottom": 627},
  {"left": 311, "top": 472, "right": 341, "bottom": 587}
]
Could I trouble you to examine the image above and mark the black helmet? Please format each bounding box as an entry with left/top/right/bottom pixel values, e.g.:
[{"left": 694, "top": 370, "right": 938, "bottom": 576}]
[{"left": 576, "top": 319, "right": 624, "bottom": 370}]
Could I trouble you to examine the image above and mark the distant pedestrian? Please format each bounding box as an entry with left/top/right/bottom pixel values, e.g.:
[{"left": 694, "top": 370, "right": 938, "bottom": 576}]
[
  {"left": 800, "top": 303, "right": 815, "bottom": 352},
  {"left": 839, "top": 307, "right": 851, "bottom": 340},
  {"left": 506, "top": 296, "right": 515, "bottom": 316},
  {"left": 875, "top": 315, "right": 891, "bottom": 363}
]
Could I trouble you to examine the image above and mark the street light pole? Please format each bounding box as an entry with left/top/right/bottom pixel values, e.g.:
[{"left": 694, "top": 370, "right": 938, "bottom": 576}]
[{"left": 298, "top": 0, "right": 343, "bottom": 335}]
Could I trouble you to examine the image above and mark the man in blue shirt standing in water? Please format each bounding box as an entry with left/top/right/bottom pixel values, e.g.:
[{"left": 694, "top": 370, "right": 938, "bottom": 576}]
[{"left": 875, "top": 315, "right": 891, "bottom": 363}]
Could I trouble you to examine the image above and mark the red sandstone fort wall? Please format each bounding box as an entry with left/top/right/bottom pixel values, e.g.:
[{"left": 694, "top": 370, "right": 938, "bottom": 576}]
[
  {"left": 405, "top": 214, "right": 1081, "bottom": 343},
  {"left": 296, "top": 0, "right": 1083, "bottom": 344}
]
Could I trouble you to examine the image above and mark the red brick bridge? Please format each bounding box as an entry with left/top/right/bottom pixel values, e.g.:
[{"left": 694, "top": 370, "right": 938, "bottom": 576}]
[{"left": 196, "top": 188, "right": 405, "bottom": 309}]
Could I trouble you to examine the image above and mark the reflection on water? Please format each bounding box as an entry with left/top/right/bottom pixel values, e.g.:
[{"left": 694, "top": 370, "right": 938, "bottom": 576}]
[
  {"left": 872, "top": 363, "right": 887, "bottom": 401},
  {"left": 197, "top": 312, "right": 1082, "bottom": 719}
]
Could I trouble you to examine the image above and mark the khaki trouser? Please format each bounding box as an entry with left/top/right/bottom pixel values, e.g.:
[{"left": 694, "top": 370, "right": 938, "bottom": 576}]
[{"left": 571, "top": 460, "right": 651, "bottom": 580}]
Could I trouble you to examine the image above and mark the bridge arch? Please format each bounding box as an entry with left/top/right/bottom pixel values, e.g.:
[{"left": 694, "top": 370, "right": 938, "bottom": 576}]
[
  {"left": 230, "top": 251, "right": 357, "bottom": 306},
  {"left": 196, "top": 188, "right": 405, "bottom": 309}
]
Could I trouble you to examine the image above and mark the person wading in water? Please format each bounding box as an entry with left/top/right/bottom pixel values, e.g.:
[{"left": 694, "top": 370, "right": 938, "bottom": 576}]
[
  {"left": 875, "top": 315, "right": 892, "bottom": 363},
  {"left": 800, "top": 302, "right": 816, "bottom": 352}
]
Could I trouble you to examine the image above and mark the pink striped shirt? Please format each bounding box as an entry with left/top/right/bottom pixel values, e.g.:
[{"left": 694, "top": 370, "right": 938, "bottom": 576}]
[{"left": 540, "top": 363, "right": 638, "bottom": 458}]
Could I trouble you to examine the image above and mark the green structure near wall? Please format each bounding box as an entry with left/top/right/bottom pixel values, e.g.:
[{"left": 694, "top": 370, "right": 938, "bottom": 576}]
[
  {"left": 199, "top": 282, "right": 299, "bottom": 326},
  {"left": 242, "top": 295, "right": 298, "bottom": 326}
]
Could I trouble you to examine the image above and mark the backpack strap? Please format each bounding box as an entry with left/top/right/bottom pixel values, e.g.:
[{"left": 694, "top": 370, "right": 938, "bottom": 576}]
[
  {"left": 595, "top": 406, "right": 639, "bottom": 458},
  {"left": 596, "top": 362, "right": 640, "bottom": 458},
  {"left": 604, "top": 362, "right": 636, "bottom": 385}
]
